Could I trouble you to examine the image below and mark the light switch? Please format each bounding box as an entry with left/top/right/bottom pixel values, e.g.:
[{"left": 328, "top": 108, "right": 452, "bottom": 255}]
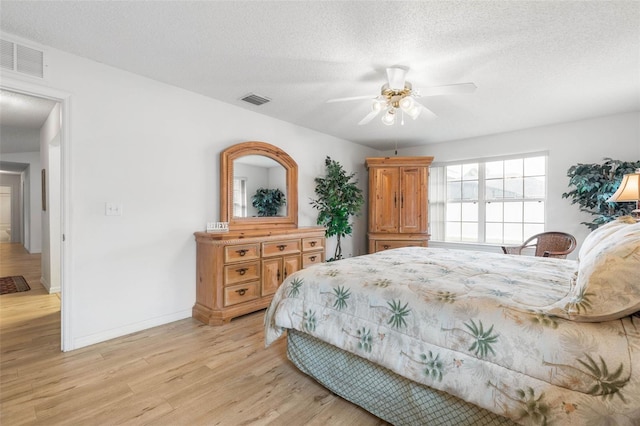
[{"left": 105, "top": 203, "right": 123, "bottom": 216}]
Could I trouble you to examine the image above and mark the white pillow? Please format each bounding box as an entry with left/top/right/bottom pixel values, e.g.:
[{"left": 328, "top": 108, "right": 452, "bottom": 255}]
[
  {"left": 549, "top": 217, "right": 640, "bottom": 322},
  {"left": 578, "top": 216, "right": 637, "bottom": 261}
]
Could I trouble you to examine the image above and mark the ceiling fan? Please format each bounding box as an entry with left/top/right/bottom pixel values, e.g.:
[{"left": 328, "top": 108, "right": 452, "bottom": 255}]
[{"left": 327, "top": 67, "right": 476, "bottom": 126}]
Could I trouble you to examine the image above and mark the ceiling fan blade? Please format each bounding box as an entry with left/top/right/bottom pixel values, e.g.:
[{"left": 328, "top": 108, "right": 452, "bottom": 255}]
[
  {"left": 358, "top": 109, "right": 381, "bottom": 125},
  {"left": 417, "top": 102, "right": 438, "bottom": 119},
  {"left": 386, "top": 67, "right": 408, "bottom": 90},
  {"left": 416, "top": 82, "right": 477, "bottom": 97},
  {"left": 326, "top": 95, "right": 376, "bottom": 103}
]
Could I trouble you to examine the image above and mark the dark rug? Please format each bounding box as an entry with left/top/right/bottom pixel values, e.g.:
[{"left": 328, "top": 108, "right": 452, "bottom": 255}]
[{"left": 0, "top": 276, "right": 31, "bottom": 295}]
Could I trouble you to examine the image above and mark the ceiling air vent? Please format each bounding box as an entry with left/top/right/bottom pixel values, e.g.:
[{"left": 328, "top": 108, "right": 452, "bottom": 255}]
[
  {"left": 0, "top": 39, "right": 45, "bottom": 78},
  {"left": 240, "top": 93, "right": 271, "bottom": 106}
]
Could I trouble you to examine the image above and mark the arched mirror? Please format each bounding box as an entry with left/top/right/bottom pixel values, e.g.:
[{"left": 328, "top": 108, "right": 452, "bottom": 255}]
[{"left": 220, "top": 141, "right": 298, "bottom": 230}]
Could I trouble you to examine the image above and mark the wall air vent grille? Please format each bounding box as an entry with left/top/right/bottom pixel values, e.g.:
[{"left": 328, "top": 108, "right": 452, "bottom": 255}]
[
  {"left": 0, "top": 39, "right": 44, "bottom": 78},
  {"left": 240, "top": 93, "right": 271, "bottom": 106},
  {"left": 1, "top": 39, "right": 15, "bottom": 71}
]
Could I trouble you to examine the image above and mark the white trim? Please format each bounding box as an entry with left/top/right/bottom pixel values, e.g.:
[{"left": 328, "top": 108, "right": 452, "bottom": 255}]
[
  {"left": 428, "top": 240, "right": 505, "bottom": 254},
  {"left": 0, "top": 75, "right": 73, "bottom": 351},
  {"left": 431, "top": 150, "right": 550, "bottom": 167},
  {"left": 430, "top": 153, "right": 548, "bottom": 245},
  {"left": 72, "top": 310, "right": 192, "bottom": 350},
  {"left": 40, "top": 275, "right": 61, "bottom": 293}
]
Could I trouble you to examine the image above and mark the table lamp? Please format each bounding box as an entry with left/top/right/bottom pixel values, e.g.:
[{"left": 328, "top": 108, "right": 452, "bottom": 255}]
[{"left": 608, "top": 168, "right": 640, "bottom": 219}]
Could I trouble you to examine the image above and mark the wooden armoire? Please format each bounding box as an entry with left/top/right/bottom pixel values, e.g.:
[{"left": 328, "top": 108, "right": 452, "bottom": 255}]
[{"left": 366, "top": 156, "right": 434, "bottom": 253}]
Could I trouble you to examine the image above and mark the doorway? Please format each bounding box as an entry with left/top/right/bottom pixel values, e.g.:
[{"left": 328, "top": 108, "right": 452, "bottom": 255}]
[{"left": 0, "top": 84, "right": 67, "bottom": 350}]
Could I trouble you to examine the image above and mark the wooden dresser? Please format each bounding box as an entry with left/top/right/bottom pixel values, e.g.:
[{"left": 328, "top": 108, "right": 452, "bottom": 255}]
[
  {"left": 193, "top": 227, "right": 325, "bottom": 325},
  {"left": 366, "top": 156, "right": 434, "bottom": 253}
]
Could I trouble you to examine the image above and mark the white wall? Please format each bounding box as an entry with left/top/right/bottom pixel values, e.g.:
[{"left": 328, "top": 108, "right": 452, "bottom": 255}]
[
  {"left": 390, "top": 112, "right": 640, "bottom": 257},
  {"left": 0, "top": 174, "right": 21, "bottom": 242},
  {"left": 40, "top": 103, "right": 62, "bottom": 293},
  {"left": 1, "top": 36, "right": 379, "bottom": 350},
  {"left": 1, "top": 126, "right": 40, "bottom": 153},
  {"left": 0, "top": 151, "right": 42, "bottom": 253}
]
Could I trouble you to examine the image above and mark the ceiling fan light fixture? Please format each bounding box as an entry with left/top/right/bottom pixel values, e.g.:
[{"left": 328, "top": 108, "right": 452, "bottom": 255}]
[
  {"left": 386, "top": 67, "right": 407, "bottom": 91},
  {"left": 406, "top": 104, "right": 421, "bottom": 120},
  {"left": 372, "top": 99, "right": 384, "bottom": 112},
  {"left": 399, "top": 96, "right": 413, "bottom": 110},
  {"left": 381, "top": 109, "right": 396, "bottom": 126},
  {"left": 398, "top": 95, "right": 421, "bottom": 120},
  {"left": 328, "top": 66, "right": 473, "bottom": 126}
]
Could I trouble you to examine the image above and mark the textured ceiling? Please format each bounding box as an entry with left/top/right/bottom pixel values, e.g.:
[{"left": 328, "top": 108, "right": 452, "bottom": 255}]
[
  {"left": 1, "top": 1, "right": 639, "bottom": 151},
  {"left": 0, "top": 90, "right": 57, "bottom": 153},
  {"left": 0, "top": 90, "right": 57, "bottom": 128}
]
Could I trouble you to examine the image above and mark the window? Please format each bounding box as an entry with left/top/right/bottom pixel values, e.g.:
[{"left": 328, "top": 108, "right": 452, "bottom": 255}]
[
  {"left": 233, "top": 177, "right": 247, "bottom": 217},
  {"left": 430, "top": 154, "right": 546, "bottom": 244}
]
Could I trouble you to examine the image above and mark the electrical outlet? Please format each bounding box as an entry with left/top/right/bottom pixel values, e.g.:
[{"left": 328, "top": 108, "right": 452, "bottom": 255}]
[{"left": 105, "top": 203, "right": 123, "bottom": 216}]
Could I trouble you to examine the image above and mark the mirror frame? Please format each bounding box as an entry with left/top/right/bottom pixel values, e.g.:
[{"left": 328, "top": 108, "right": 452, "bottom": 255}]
[{"left": 220, "top": 141, "right": 298, "bottom": 230}]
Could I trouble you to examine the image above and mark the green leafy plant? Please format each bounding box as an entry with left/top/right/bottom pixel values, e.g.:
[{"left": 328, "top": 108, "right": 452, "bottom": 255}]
[
  {"left": 562, "top": 158, "right": 640, "bottom": 230},
  {"left": 310, "top": 157, "right": 364, "bottom": 261},
  {"left": 252, "top": 188, "right": 286, "bottom": 217}
]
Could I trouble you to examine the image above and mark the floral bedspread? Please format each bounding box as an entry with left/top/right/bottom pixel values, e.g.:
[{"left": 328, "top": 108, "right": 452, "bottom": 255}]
[{"left": 264, "top": 247, "right": 640, "bottom": 425}]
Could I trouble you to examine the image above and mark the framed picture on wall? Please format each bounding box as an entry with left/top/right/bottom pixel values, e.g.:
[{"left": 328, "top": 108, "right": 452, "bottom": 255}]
[{"left": 41, "top": 169, "right": 46, "bottom": 211}]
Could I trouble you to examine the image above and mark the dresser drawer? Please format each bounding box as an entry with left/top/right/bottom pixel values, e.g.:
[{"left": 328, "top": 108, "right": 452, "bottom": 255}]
[
  {"left": 224, "top": 281, "right": 260, "bottom": 306},
  {"left": 375, "top": 240, "right": 427, "bottom": 252},
  {"left": 262, "top": 240, "right": 301, "bottom": 257},
  {"left": 224, "top": 243, "right": 260, "bottom": 263},
  {"left": 302, "top": 237, "right": 324, "bottom": 252},
  {"left": 224, "top": 261, "right": 260, "bottom": 286},
  {"left": 302, "top": 252, "right": 324, "bottom": 268}
]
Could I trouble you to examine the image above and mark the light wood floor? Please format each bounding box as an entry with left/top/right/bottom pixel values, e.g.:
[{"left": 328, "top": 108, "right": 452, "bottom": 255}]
[{"left": 0, "top": 243, "right": 386, "bottom": 425}]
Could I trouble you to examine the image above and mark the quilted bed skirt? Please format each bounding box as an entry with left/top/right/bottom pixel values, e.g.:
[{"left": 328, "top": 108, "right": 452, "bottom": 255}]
[{"left": 286, "top": 329, "right": 516, "bottom": 426}]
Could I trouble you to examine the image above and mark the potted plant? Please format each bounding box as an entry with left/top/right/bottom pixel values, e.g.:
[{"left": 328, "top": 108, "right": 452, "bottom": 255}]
[
  {"left": 310, "top": 157, "right": 365, "bottom": 261},
  {"left": 562, "top": 157, "right": 640, "bottom": 230},
  {"left": 252, "top": 188, "right": 286, "bottom": 217}
]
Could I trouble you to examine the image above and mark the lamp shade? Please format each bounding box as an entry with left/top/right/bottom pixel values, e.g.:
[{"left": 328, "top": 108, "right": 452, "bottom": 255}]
[{"left": 607, "top": 169, "right": 640, "bottom": 202}]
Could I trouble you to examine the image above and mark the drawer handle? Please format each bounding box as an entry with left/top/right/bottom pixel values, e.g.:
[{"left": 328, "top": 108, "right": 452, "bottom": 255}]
[
  {"left": 277, "top": 244, "right": 287, "bottom": 251},
  {"left": 383, "top": 245, "right": 390, "bottom": 250},
  {"left": 309, "top": 256, "right": 317, "bottom": 261},
  {"left": 235, "top": 288, "right": 247, "bottom": 296},
  {"left": 236, "top": 249, "right": 248, "bottom": 256},
  {"left": 237, "top": 268, "right": 248, "bottom": 276},
  {"left": 310, "top": 241, "right": 316, "bottom": 247}
]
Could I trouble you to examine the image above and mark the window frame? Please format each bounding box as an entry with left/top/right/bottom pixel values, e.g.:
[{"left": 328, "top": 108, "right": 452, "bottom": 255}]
[
  {"left": 429, "top": 151, "right": 548, "bottom": 245},
  {"left": 232, "top": 176, "right": 248, "bottom": 217}
]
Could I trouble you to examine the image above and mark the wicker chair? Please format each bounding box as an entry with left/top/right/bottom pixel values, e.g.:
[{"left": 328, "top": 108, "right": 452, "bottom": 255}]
[{"left": 501, "top": 231, "right": 577, "bottom": 259}]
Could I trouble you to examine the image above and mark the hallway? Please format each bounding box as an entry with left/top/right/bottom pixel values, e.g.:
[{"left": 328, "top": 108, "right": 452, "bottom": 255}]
[
  {"left": 0, "top": 243, "right": 47, "bottom": 287},
  {"left": 0, "top": 243, "right": 61, "bottom": 423}
]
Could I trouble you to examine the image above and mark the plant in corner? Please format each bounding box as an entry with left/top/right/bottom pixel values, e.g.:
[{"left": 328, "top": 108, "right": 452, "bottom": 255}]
[
  {"left": 310, "top": 157, "right": 364, "bottom": 261},
  {"left": 562, "top": 157, "right": 640, "bottom": 230},
  {"left": 252, "top": 188, "right": 286, "bottom": 217}
]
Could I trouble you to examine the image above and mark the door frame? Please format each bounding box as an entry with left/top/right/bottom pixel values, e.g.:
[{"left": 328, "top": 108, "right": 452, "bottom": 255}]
[{"left": 1, "top": 76, "right": 73, "bottom": 351}]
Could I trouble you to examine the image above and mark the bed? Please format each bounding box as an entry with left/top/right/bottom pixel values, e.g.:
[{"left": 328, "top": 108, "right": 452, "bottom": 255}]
[{"left": 265, "top": 217, "right": 640, "bottom": 425}]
